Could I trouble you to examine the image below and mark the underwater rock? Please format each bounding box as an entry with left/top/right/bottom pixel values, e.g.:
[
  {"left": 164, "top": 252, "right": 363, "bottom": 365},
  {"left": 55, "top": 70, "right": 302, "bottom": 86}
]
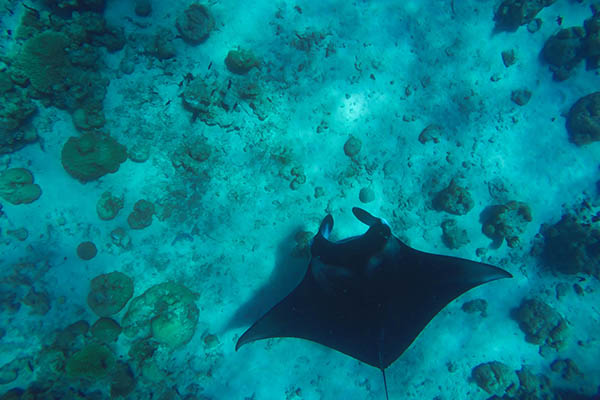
[
  {"left": 91, "top": 317, "right": 122, "bottom": 343},
  {"left": 494, "top": 0, "right": 557, "bottom": 32},
  {"left": 6, "top": 228, "right": 28, "bottom": 241},
  {"left": 87, "top": 271, "right": 134, "bottom": 317},
  {"left": 481, "top": 201, "right": 532, "bottom": 248},
  {"left": 96, "top": 191, "right": 124, "bottom": 221},
  {"left": 0, "top": 357, "right": 32, "bottom": 385},
  {"left": 110, "top": 361, "right": 136, "bottom": 398},
  {"left": 61, "top": 132, "right": 127, "bottom": 182},
  {"left": 122, "top": 281, "right": 199, "bottom": 349},
  {"left": 501, "top": 49, "right": 517, "bottom": 67},
  {"left": 92, "top": 25, "right": 126, "bottom": 53},
  {"left": 110, "top": 227, "right": 132, "bottom": 249},
  {"left": 289, "top": 165, "right": 306, "bottom": 190},
  {"left": 432, "top": 179, "right": 474, "bottom": 216},
  {"left": 176, "top": 3, "right": 214, "bottom": 44},
  {"left": 53, "top": 320, "right": 89, "bottom": 351},
  {"left": 0, "top": 87, "right": 38, "bottom": 154},
  {"left": 146, "top": 28, "right": 177, "bottom": 60},
  {"left": 343, "top": 135, "right": 362, "bottom": 158},
  {"left": 72, "top": 107, "right": 106, "bottom": 131},
  {"left": 77, "top": 241, "right": 97, "bottom": 260},
  {"left": 471, "top": 361, "right": 519, "bottom": 396},
  {"left": 0, "top": 168, "right": 42, "bottom": 205},
  {"left": 511, "top": 89, "right": 532, "bottom": 106},
  {"left": 65, "top": 343, "right": 115, "bottom": 379},
  {"left": 541, "top": 213, "right": 600, "bottom": 277},
  {"left": 22, "top": 287, "right": 51, "bottom": 315},
  {"left": 43, "top": 0, "right": 106, "bottom": 13},
  {"left": 127, "top": 200, "right": 155, "bottom": 230},
  {"left": 359, "top": 187, "right": 375, "bottom": 203},
  {"left": 16, "top": 31, "right": 71, "bottom": 94},
  {"left": 566, "top": 92, "right": 600, "bottom": 146},
  {"left": 550, "top": 358, "right": 583, "bottom": 380},
  {"left": 461, "top": 298, "right": 488, "bottom": 317},
  {"left": 171, "top": 136, "right": 212, "bottom": 175},
  {"left": 541, "top": 27, "right": 586, "bottom": 81},
  {"left": 225, "top": 48, "right": 260, "bottom": 75},
  {"left": 135, "top": 0, "right": 152, "bottom": 16},
  {"left": 441, "top": 219, "right": 470, "bottom": 249},
  {"left": 512, "top": 298, "right": 569, "bottom": 352},
  {"left": 128, "top": 142, "right": 151, "bottom": 163},
  {"left": 515, "top": 366, "right": 553, "bottom": 398}
]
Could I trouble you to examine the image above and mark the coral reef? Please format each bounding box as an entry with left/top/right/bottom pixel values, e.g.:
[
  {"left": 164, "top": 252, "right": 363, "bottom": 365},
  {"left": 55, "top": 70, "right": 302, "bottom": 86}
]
[
  {"left": 96, "top": 191, "right": 124, "bottom": 220},
  {"left": 566, "top": 92, "right": 600, "bottom": 146},
  {"left": 471, "top": 361, "right": 519, "bottom": 396},
  {"left": 432, "top": 179, "right": 474, "bottom": 215},
  {"left": 0, "top": 70, "right": 37, "bottom": 154},
  {"left": 65, "top": 343, "right": 115, "bottom": 378},
  {"left": 441, "top": 219, "right": 469, "bottom": 249},
  {"left": 225, "top": 48, "right": 260, "bottom": 75},
  {"left": 127, "top": 199, "right": 155, "bottom": 230},
  {"left": 61, "top": 132, "right": 127, "bottom": 182},
  {"left": 494, "top": 0, "right": 557, "bottom": 32},
  {"left": 512, "top": 298, "right": 569, "bottom": 354},
  {"left": 343, "top": 135, "right": 362, "bottom": 158},
  {"left": 0, "top": 168, "right": 42, "bottom": 205},
  {"left": 541, "top": 213, "right": 600, "bottom": 277},
  {"left": 87, "top": 271, "right": 134, "bottom": 317},
  {"left": 176, "top": 3, "right": 214, "bottom": 44},
  {"left": 481, "top": 200, "right": 532, "bottom": 248},
  {"left": 121, "top": 282, "right": 199, "bottom": 349},
  {"left": 91, "top": 317, "right": 122, "bottom": 343},
  {"left": 76, "top": 241, "right": 97, "bottom": 260}
]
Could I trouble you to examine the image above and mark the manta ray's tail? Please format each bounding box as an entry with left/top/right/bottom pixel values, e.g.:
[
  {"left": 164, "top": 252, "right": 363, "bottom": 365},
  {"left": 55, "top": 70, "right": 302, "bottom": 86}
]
[{"left": 381, "top": 368, "right": 389, "bottom": 400}]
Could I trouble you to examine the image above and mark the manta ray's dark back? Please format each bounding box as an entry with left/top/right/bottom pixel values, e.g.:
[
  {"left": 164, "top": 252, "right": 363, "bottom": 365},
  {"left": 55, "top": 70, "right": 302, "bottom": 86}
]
[{"left": 236, "top": 207, "right": 512, "bottom": 398}]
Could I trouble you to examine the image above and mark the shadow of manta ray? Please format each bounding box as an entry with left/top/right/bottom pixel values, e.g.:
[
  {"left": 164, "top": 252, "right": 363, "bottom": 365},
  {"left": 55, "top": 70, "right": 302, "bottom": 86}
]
[{"left": 236, "top": 207, "right": 513, "bottom": 399}]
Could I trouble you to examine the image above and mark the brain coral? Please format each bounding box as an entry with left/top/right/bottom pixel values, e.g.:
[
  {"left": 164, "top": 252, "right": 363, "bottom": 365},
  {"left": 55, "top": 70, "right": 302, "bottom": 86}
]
[
  {"left": 61, "top": 132, "right": 127, "bottom": 182},
  {"left": 121, "top": 282, "right": 199, "bottom": 349}
]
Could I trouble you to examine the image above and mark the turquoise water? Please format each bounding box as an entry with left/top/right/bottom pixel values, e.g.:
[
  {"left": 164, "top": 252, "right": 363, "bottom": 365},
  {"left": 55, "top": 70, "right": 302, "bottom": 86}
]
[{"left": 0, "top": 0, "right": 599, "bottom": 399}]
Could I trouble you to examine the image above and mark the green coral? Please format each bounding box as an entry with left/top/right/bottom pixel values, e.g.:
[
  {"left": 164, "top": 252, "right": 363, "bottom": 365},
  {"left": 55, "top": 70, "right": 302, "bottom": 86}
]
[
  {"left": 87, "top": 272, "right": 134, "bottom": 317},
  {"left": 96, "top": 191, "right": 124, "bottom": 220},
  {"left": 65, "top": 343, "right": 115, "bottom": 379},
  {"left": 61, "top": 132, "right": 127, "bottom": 182},
  {"left": 482, "top": 200, "right": 532, "bottom": 248},
  {"left": 16, "top": 31, "right": 72, "bottom": 94},
  {"left": 91, "top": 317, "right": 122, "bottom": 343},
  {"left": 0, "top": 85, "right": 38, "bottom": 154},
  {"left": 0, "top": 168, "right": 42, "bottom": 205},
  {"left": 127, "top": 199, "right": 155, "bottom": 230},
  {"left": 225, "top": 48, "right": 260, "bottom": 75},
  {"left": 432, "top": 179, "right": 474, "bottom": 215},
  {"left": 122, "top": 282, "right": 199, "bottom": 349}
]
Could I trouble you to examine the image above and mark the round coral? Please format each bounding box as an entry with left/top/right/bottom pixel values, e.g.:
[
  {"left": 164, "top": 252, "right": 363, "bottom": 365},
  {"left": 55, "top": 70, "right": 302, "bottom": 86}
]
[
  {"left": 16, "top": 31, "right": 71, "bottom": 94},
  {"left": 127, "top": 199, "right": 155, "bottom": 230},
  {"left": 0, "top": 168, "right": 42, "bottom": 205},
  {"left": 77, "top": 241, "right": 97, "bottom": 260},
  {"left": 87, "top": 271, "right": 134, "bottom": 317},
  {"left": 121, "top": 282, "right": 199, "bottom": 349},
  {"left": 176, "top": 4, "right": 214, "bottom": 44},
  {"left": 65, "top": 343, "right": 115, "bottom": 379},
  {"left": 61, "top": 132, "right": 127, "bottom": 182}
]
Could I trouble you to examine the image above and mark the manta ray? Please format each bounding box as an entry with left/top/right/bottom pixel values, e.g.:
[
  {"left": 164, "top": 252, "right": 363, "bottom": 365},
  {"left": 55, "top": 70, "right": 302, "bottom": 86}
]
[{"left": 236, "top": 208, "right": 512, "bottom": 399}]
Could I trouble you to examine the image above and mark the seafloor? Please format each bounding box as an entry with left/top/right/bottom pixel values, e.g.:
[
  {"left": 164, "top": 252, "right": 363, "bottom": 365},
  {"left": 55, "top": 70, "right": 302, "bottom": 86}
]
[{"left": 0, "top": 0, "right": 599, "bottom": 399}]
